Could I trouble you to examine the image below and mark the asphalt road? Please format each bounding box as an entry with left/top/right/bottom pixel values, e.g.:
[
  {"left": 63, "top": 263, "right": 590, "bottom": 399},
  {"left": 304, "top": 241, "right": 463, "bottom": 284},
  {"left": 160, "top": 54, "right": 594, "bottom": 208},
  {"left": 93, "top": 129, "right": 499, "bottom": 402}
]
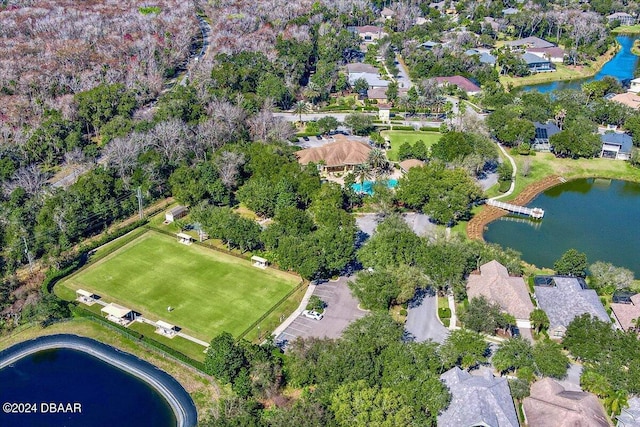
[
  {"left": 405, "top": 290, "right": 449, "bottom": 344},
  {"left": 275, "top": 277, "right": 367, "bottom": 347}
]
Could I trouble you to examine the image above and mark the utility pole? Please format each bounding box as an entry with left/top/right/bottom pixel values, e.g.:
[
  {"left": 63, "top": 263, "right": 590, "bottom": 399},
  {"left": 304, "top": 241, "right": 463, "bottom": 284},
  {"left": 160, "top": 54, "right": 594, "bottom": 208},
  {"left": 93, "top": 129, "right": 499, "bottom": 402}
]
[
  {"left": 136, "top": 187, "right": 143, "bottom": 220},
  {"left": 22, "top": 236, "right": 34, "bottom": 273}
]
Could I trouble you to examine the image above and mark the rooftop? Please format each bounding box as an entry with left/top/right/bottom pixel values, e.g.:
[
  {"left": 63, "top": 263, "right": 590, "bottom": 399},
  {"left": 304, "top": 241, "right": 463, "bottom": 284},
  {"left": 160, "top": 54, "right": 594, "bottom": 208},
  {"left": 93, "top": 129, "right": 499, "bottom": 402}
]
[
  {"left": 348, "top": 72, "right": 389, "bottom": 88},
  {"left": 438, "top": 367, "right": 519, "bottom": 427},
  {"left": 398, "top": 159, "right": 425, "bottom": 172},
  {"left": 346, "top": 62, "right": 380, "bottom": 74},
  {"left": 611, "top": 293, "right": 640, "bottom": 331},
  {"left": 522, "top": 52, "right": 550, "bottom": 65},
  {"left": 601, "top": 132, "right": 633, "bottom": 154},
  {"left": 534, "top": 276, "right": 610, "bottom": 332},
  {"left": 505, "top": 36, "right": 556, "bottom": 49},
  {"left": 611, "top": 92, "right": 640, "bottom": 109},
  {"left": 296, "top": 135, "right": 372, "bottom": 168},
  {"left": 534, "top": 121, "right": 561, "bottom": 139},
  {"left": 467, "top": 260, "right": 534, "bottom": 320},
  {"left": 367, "top": 87, "right": 388, "bottom": 99},
  {"left": 523, "top": 378, "right": 609, "bottom": 427},
  {"left": 434, "top": 75, "right": 481, "bottom": 93},
  {"left": 101, "top": 303, "right": 132, "bottom": 318}
]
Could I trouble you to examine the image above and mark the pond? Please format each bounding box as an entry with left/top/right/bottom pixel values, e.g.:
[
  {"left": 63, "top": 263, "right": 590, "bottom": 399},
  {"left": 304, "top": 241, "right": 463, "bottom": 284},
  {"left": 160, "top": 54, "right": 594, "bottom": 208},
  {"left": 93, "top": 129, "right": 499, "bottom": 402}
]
[
  {"left": 521, "top": 35, "right": 639, "bottom": 93},
  {"left": 484, "top": 178, "right": 640, "bottom": 275},
  {"left": 0, "top": 335, "right": 197, "bottom": 427}
]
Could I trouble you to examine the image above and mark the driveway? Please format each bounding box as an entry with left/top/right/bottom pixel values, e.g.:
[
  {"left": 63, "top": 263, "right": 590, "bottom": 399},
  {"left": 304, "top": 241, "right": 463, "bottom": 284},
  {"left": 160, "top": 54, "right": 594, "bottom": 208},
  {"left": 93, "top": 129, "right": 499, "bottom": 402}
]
[
  {"left": 275, "top": 277, "right": 367, "bottom": 347},
  {"left": 394, "top": 54, "right": 413, "bottom": 89},
  {"left": 558, "top": 362, "right": 583, "bottom": 391},
  {"left": 405, "top": 289, "right": 449, "bottom": 344}
]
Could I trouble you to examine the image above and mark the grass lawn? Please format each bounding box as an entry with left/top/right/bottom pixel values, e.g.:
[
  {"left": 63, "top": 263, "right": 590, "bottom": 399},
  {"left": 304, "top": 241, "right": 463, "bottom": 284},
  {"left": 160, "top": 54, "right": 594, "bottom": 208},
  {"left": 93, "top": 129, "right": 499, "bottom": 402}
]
[
  {"left": 612, "top": 25, "right": 640, "bottom": 34},
  {"left": 381, "top": 130, "right": 441, "bottom": 161},
  {"left": 58, "top": 230, "right": 300, "bottom": 341}
]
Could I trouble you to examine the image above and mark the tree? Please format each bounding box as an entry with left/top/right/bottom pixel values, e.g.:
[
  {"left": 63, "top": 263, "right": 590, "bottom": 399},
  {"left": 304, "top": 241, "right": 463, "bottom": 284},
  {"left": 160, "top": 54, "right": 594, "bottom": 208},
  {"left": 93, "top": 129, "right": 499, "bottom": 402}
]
[
  {"left": 344, "top": 113, "right": 375, "bottom": 136},
  {"left": 367, "top": 148, "right": 390, "bottom": 181},
  {"left": 532, "top": 340, "right": 569, "bottom": 379},
  {"left": 316, "top": 116, "right": 340, "bottom": 134},
  {"left": 589, "top": 262, "right": 635, "bottom": 294},
  {"left": 205, "top": 332, "right": 246, "bottom": 383},
  {"left": 293, "top": 101, "right": 310, "bottom": 123},
  {"left": 352, "top": 78, "right": 369, "bottom": 95},
  {"left": 431, "top": 131, "right": 474, "bottom": 162},
  {"left": 493, "top": 338, "right": 534, "bottom": 377},
  {"left": 330, "top": 380, "right": 414, "bottom": 427},
  {"left": 604, "top": 388, "right": 628, "bottom": 418},
  {"left": 529, "top": 308, "right": 550, "bottom": 334},
  {"left": 438, "top": 329, "right": 488, "bottom": 370},
  {"left": 508, "top": 378, "right": 530, "bottom": 402},
  {"left": 461, "top": 296, "right": 510, "bottom": 334},
  {"left": 554, "top": 249, "right": 588, "bottom": 277}
]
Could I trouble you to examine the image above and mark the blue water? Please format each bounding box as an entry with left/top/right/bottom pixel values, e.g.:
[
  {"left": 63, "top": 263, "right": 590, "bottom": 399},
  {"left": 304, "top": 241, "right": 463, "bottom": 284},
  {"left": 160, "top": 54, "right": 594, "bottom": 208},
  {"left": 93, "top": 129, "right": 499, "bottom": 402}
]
[
  {"left": 522, "top": 36, "right": 639, "bottom": 93},
  {"left": 0, "top": 347, "right": 177, "bottom": 427},
  {"left": 484, "top": 179, "right": 640, "bottom": 275},
  {"left": 352, "top": 179, "right": 398, "bottom": 195}
]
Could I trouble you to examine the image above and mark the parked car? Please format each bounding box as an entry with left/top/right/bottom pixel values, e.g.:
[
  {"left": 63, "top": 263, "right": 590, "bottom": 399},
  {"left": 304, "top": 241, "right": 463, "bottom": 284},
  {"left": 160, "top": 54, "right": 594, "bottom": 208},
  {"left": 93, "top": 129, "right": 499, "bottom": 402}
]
[
  {"left": 302, "top": 310, "right": 324, "bottom": 320},
  {"left": 302, "top": 136, "right": 310, "bottom": 141},
  {"left": 316, "top": 135, "right": 323, "bottom": 140}
]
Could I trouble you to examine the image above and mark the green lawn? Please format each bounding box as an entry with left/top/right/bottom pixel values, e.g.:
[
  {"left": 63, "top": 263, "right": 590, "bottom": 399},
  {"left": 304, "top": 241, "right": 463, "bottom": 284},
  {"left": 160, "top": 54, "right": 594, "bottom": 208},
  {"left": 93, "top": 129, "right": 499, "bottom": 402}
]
[
  {"left": 612, "top": 25, "right": 640, "bottom": 34},
  {"left": 381, "top": 130, "right": 441, "bottom": 161},
  {"left": 58, "top": 231, "right": 300, "bottom": 341}
]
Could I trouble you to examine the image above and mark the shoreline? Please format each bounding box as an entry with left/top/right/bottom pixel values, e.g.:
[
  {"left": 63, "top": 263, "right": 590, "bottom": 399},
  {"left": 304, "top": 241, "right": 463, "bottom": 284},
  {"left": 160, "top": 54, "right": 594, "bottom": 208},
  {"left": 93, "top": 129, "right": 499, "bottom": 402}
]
[{"left": 0, "top": 334, "right": 197, "bottom": 427}]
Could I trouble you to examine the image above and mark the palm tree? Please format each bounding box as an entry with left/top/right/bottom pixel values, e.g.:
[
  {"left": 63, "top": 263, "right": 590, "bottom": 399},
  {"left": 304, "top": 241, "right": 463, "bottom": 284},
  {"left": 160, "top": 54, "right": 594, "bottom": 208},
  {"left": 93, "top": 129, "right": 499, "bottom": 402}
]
[
  {"left": 353, "top": 163, "right": 372, "bottom": 192},
  {"left": 367, "top": 148, "right": 390, "bottom": 182},
  {"left": 303, "top": 82, "right": 321, "bottom": 104},
  {"left": 292, "top": 101, "right": 310, "bottom": 123}
]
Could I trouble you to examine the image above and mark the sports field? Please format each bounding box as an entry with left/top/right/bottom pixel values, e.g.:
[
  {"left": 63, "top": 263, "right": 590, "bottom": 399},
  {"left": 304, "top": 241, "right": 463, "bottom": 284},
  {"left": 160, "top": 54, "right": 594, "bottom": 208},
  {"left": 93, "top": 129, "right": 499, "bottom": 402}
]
[
  {"left": 59, "top": 231, "right": 300, "bottom": 340},
  {"left": 381, "top": 130, "right": 441, "bottom": 161}
]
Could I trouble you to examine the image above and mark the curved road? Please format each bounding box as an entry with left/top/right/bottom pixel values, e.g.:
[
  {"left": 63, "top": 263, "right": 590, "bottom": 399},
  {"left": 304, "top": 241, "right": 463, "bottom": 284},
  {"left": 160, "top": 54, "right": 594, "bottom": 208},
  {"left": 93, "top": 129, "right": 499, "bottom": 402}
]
[{"left": 0, "top": 334, "right": 197, "bottom": 427}]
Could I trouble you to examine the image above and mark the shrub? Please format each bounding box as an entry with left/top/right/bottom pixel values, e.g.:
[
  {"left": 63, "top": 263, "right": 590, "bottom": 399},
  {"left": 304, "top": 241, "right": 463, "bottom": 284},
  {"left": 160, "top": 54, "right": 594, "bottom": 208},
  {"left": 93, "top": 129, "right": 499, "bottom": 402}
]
[
  {"left": 438, "top": 307, "right": 452, "bottom": 319},
  {"left": 399, "top": 308, "right": 408, "bottom": 316}
]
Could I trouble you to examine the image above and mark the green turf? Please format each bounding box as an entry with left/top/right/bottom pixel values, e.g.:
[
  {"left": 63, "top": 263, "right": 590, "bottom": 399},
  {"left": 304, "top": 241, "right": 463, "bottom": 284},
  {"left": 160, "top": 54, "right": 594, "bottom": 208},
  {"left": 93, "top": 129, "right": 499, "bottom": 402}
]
[
  {"left": 381, "top": 130, "right": 441, "bottom": 161},
  {"left": 60, "top": 231, "right": 300, "bottom": 341}
]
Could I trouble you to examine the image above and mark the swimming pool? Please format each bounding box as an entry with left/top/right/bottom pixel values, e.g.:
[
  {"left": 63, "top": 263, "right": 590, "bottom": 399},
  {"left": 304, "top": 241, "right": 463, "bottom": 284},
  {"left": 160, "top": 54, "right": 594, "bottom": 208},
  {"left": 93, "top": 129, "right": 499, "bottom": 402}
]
[{"left": 351, "top": 179, "right": 398, "bottom": 195}]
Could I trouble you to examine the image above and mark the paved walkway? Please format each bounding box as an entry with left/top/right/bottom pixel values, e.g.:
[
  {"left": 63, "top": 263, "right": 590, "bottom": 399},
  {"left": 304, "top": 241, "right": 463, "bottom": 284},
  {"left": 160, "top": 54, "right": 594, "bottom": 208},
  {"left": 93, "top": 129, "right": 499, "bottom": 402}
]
[{"left": 271, "top": 283, "right": 316, "bottom": 338}]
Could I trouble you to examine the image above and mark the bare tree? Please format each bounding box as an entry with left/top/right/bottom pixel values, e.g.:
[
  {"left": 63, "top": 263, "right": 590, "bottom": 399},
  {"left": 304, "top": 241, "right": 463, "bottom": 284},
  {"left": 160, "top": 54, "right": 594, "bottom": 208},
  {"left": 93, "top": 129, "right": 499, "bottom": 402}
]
[
  {"left": 4, "top": 165, "right": 48, "bottom": 197},
  {"left": 149, "top": 119, "right": 190, "bottom": 164},
  {"left": 215, "top": 151, "right": 246, "bottom": 190},
  {"left": 102, "top": 132, "right": 149, "bottom": 180}
]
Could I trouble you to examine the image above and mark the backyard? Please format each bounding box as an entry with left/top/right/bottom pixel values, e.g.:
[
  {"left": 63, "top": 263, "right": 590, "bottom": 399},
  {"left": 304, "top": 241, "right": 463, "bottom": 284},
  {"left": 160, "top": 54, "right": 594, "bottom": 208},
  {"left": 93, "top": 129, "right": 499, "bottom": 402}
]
[
  {"left": 381, "top": 130, "right": 442, "bottom": 161},
  {"left": 57, "top": 230, "right": 301, "bottom": 342}
]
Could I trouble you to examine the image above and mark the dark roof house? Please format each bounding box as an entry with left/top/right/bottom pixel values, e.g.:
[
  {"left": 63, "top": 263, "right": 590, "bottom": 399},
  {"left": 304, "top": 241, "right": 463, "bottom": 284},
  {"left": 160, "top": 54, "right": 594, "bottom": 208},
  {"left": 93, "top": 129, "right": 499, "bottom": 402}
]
[
  {"left": 522, "top": 52, "right": 554, "bottom": 72},
  {"left": 533, "top": 121, "right": 560, "bottom": 150},
  {"left": 601, "top": 132, "right": 633, "bottom": 160},
  {"left": 534, "top": 276, "right": 610, "bottom": 338},
  {"left": 438, "top": 367, "right": 519, "bottom": 427},
  {"left": 465, "top": 48, "right": 497, "bottom": 65}
]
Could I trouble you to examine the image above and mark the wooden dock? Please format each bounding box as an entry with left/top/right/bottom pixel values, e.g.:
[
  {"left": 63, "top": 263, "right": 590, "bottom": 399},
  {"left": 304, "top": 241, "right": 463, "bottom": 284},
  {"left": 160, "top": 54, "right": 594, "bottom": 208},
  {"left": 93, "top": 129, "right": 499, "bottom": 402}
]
[{"left": 486, "top": 200, "right": 544, "bottom": 219}]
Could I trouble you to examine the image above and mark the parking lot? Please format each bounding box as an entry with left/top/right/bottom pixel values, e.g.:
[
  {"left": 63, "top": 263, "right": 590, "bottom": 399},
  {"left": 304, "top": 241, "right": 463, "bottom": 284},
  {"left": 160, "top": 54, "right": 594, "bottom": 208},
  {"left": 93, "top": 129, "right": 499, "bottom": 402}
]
[{"left": 275, "top": 277, "right": 367, "bottom": 347}]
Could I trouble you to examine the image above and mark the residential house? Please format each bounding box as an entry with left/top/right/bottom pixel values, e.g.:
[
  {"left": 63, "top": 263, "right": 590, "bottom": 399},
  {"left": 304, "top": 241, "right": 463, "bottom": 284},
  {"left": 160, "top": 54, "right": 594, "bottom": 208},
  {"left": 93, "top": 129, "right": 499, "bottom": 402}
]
[
  {"left": 502, "top": 7, "right": 519, "bottom": 16},
  {"left": 465, "top": 48, "right": 497, "bottom": 65},
  {"left": 504, "top": 36, "right": 556, "bottom": 49},
  {"left": 367, "top": 87, "right": 388, "bottom": 103},
  {"left": 617, "top": 397, "right": 640, "bottom": 427},
  {"left": 434, "top": 75, "right": 481, "bottom": 96},
  {"left": 438, "top": 367, "right": 519, "bottom": 427},
  {"left": 398, "top": 159, "right": 425, "bottom": 172},
  {"left": 346, "top": 63, "right": 380, "bottom": 74},
  {"left": 600, "top": 132, "right": 633, "bottom": 160},
  {"left": 611, "top": 91, "right": 640, "bottom": 109},
  {"left": 380, "top": 7, "right": 394, "bottom": 20},
  {"left": 523, "top": 378, "right": 610, "bottom": 427},
  {"left": 484, "top": 17, "right": 501, "bottom": 33},
  {"left": 533, "top": 121, "right": 560, "bottom": 151},
  {"left": 534, "top": 276, "right": 610, "bottom": 338},
  {"left": 611, "top": 292, "right": 640, "bottom": 331},
  {"left": 466, "top": 260, "right": 535, "bottom": 329},
  {"left": 608, "top": 12, "right": 636, "bottom": 26},
  {"left": 527, "top": 46, "right": 565, "bottom": 63},
  {"left": 353, "top": 25, "right": 387, "bottom": 43},
  {"left": 296, "top": 135, "right": 372, "bottom": 173},
  {"left": 420, "top": 40, "right": 440, "bottom": 50},
  {"left": 629, "top": 77, "right": 640, "bottom": 93},
  {"left": 522, "top": 52, "right": 554, "bottom": 73}
]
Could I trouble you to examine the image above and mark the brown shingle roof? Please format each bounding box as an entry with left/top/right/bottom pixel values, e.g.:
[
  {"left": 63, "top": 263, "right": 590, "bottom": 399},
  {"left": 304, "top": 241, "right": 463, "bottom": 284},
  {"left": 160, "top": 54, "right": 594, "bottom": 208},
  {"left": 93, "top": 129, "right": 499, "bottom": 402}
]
[
  {"left": 611, "top": 92, "right": 640, "bottom": 109},
  {"left": 295, "top": 135, "right": 372, "bottom": 168},
  {"left": 367, "top": 87, "right": 388, "bottom": 99},
  {"left": 346, "top": 63, "right": 380, "bottom": 74},
  {"left": 611, "top": 293, "right": 640, "bottom": 331},
  {"left": 434, "top": 76, "right": 481, "bottom": 93},
  {"left": 399, "top": 159, "right": 425, "bottom": 171},
  {"left": 523, "top": 378, "right": 610, "bottom": 427},
  {"left": 466, "top": 260, "right": 534, "bottom": 320}
]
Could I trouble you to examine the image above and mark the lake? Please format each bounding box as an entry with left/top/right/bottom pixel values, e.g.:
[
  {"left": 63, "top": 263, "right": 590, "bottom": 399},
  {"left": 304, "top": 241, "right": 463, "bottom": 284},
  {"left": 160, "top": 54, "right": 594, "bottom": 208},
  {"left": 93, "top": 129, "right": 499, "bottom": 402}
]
[
  {"left": 521, "top": 35, "right": 639, "bottom": 93},
  {"left": 0, "top": 335, "right": 197, "bottom": 427},
  {"left": 484, "top": 178, "right": 640, "bottom": 275}
]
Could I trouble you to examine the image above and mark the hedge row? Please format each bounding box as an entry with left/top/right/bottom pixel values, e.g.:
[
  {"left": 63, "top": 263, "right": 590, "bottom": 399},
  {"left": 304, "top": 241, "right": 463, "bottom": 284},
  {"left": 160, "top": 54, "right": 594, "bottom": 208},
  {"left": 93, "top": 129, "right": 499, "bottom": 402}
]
[
  {"left": 419, "top": 126, "right": 441, "bottom": 132},
  {"left": 390, "top": 125, "right": 416, "bottom": 131},
  {"left": 438, "top": 307, "right": 452, "bottom": 319},
  {"left": 72, "top": 306, "right": 207, "bottom": 372}
]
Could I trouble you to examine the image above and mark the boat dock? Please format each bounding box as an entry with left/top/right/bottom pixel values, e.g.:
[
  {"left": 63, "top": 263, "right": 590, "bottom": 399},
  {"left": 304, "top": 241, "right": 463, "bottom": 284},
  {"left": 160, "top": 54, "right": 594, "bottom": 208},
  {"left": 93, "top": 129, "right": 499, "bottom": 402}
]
[{"left": 486, "top": 200, "right": 545, "bottom": 219}]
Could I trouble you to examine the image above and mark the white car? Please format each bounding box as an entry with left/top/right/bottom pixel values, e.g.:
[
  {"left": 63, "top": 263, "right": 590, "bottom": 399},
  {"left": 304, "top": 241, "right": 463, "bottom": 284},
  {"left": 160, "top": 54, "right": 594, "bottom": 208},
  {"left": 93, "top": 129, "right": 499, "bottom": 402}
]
[{"left": 302, "top": 310, "right": 324, "bottom": 320}]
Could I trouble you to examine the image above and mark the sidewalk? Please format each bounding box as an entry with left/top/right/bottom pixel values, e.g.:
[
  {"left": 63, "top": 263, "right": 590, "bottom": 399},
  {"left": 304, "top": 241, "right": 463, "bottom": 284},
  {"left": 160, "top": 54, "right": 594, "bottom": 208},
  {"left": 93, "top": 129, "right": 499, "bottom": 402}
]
[{"left": 447, "top": 294, "right": 459, "bottom": 330}]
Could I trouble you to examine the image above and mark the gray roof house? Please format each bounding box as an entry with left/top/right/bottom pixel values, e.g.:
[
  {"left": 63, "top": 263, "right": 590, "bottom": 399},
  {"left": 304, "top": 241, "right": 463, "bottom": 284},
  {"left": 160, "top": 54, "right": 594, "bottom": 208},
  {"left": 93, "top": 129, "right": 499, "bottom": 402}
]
[
  {"left": 505, "top": 36, "right": 556, "bottom": 49},
  {"left": 502, "top": 7, "right": 519, "bottom": 15},
  {"left": 465, "top": 48, "right": 497, "bottom": 65},
  {"left": 533, "top": 121, "right": 561, "bottom": 151},
  {"left": 601, "top": 132, "right": 633, "bottom": 160},
  {"left": 535, "top": 276, "right": 610, "bottom": 339},
  {"left": 522, "top": 52, "right": 554, "bottom": 73},
  {"left": 617, "top": 397, "right": 640, "bottom": 426},
  {"left": 438, "top": 367, "right": 519, "bottom": 427},
  {"left": 348, "top": 72, "right": 389, "bottom": 89}
]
